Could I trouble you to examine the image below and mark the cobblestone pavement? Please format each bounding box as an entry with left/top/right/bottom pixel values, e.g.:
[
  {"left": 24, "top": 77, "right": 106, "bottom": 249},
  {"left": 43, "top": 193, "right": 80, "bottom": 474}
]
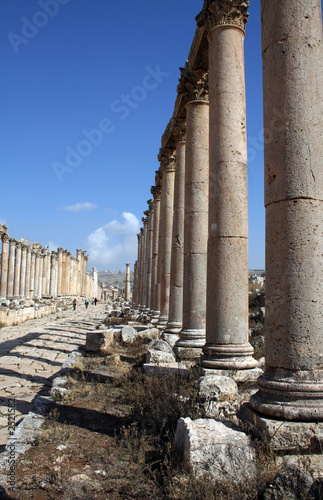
[{"left": 0, "top": 303, "right": 107, "bottom": 449}]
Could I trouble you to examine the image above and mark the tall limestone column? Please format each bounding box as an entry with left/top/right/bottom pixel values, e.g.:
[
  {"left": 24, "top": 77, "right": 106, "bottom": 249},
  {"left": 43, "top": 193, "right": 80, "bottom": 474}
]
[
  {"left": 29, "top": 249, "right": 36, "bottom": 298},
  {"left": 249, "top": 0, "right": 323, "bottom": 420},
  {"left": 34, "top": 247, "right": 41, "bottom": 298},
  {"left": 50, "top": 254, "right": 57, "bottom": 297},
  {"left": 0, "top": 233, "right": 9, "bottom": 298},
  {"left": 157, "top": 148, "right": 176, "bottom": 328},
  {"left": 141, "top": 216, "right": 148, "bottom": 309},
  {"left": 39, "top": 253, "right": 44, "bottom": 297},
  {"left": 175, "top": 69, "right": 209, "bottom": 355},
  {"left": 146, "top": 200, "right": 154, "bottom": 310},
  {"left": 19, "top": 244, "right": 28, "bottom": 299},
  {"left": 7, "top": 239, "right": 17, "bottom": 299},
  {"left": 166, "top": 119, "right": 186, "bottom": 334},
  {"left": 45, "top": 249, "right": 51, "bottom": 296},
  {"left": 197, "top": 0, "right": 257, "bottom": 370},
  {"left": 125, "top": 263, "right": 131, "bottom": 301},
  {"left": 25, "top": 247, "right": 32, "bottom": 298},
  {"left": 57, "top": 248, "right": 63, "bottom": 296},
  {"left": 13, "top": 242, "right": 22, "bottom": 299},
  {"left": 150, "top": 177, "right": 162, "bottom": 321},
  {"left": 133, "top": 260, "right": 138, "bottom": 304}
]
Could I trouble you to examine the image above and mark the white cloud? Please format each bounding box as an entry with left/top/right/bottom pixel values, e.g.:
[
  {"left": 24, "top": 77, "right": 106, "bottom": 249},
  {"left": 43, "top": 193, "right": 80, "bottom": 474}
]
[
  {"left": 63, "top": 202, "right": 97, "bottom": 213},
  {"left": 103, "top": 212, "right": 140, "bottom": 235},
  {"left": 86, "top": 212, "right": 140, "bottom": 270}
]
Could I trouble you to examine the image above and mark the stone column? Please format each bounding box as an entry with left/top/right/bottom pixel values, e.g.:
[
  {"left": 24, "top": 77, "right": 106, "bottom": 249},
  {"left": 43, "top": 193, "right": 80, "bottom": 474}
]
[
  {"left": 196, "top": 1, "right": 257, "bottom": 370},
  {"left": 249, "top": 0, "right": 323, "bottom": 420},
  {"left": 19, "top": 244, "right": 28, "bottom": 299},
  {"left": 7, "top": 239, "right": 17, "bottom": 299},
  {"left": 34, "top": 247, "right": 41, "bottom": 298},
  {"left": 0, "top": 233, "right": 9, "bottom": 298},
  {"left": 157, "top": 148, "right": 176, "bottom": 328},
  {"left": 25, "top": 247, "right": 31, "bottom": 298},
  {"left": 150, "top": 182, "right": 162, "bottom": 319},
  {"left": 166, "top": 119, "right": 186, "bottom": 334},
  {"left": 42, "top": 249, "right": 49, "bottom": 297},
  {"left": 146, "top": 200, "right": 154, "bottom": 310},
  {"left": 57, "top": 248, "right": 63, "bottom": 296},
  {"left": 141, "top": 216, "right": 148, "bottom": 309},
  {"left": 125, "top": 263, "right": 131, "bottom": 301},
  {"left": 13, "top": 242, "right": 22, "bottom": 299},
  {"left": 175, "top": 69, "right": 209, "bottom": 355},
  {"left": 46, "top": 249, "right": 51, "bottom": 296},
  {"left": 49, "top": 254, "right": 57, "bottom": 297},
  {"left": 29, "top": 250, "right": 36, "bottom": 298},
  {"left": 83, "top": 256, "right": 88, "bottom": 296},
  {"left": 38, "top": 253, "right": 44, "bottom": 298}
]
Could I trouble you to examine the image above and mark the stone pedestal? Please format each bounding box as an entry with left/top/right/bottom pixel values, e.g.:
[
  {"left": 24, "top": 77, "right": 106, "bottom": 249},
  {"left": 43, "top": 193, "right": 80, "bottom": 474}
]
[
  {"left": 157, "top": 150, "right": 176, "bottom": 329},
  {"left": 175, "top": 69, "right": 209, "bottom": 352},
  {"left": 197, "top": 1, "right": 256, "bottom": 371},
  {"left": 0, "top": 234, "right": 9, "bottom": 298},
  {"left": 248, "top": 0, "right": 323, "bottom": 421},
  {"left": 165, "top": 120, "right": 186, "bottom": 334}
]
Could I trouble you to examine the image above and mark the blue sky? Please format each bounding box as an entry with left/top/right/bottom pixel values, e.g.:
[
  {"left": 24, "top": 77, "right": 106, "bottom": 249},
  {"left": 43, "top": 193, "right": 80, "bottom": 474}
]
[{"left": 0, "top": 0, "right": 266, "bottom": 271}]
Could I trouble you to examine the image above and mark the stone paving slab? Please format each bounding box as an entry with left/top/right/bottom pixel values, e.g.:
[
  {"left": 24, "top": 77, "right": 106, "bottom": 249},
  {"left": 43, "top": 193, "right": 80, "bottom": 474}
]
[{"left": 0, "top": 304, "right": 107, "bottom": 447}]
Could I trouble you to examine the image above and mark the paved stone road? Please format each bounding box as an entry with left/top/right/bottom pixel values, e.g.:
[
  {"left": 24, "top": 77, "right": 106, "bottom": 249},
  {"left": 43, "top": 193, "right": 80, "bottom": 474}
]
[{"left": 0, "top": 303, "right": 107, "bottom": 449}]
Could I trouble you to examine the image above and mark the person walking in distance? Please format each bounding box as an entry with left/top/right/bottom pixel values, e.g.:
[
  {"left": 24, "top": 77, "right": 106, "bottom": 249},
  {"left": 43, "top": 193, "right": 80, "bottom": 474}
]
[{"left": 73, "top": 299, "right": 77, "bottom": 311}]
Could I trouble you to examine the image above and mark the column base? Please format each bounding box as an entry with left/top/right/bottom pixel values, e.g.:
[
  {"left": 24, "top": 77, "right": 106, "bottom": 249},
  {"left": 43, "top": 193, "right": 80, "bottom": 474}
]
[
  {"left": 175, "top": 328, "right": 206, "bottom": 348},
  {"left": 150, "top": 311, "right": 160, "bottom": 324},
  {"left": 239, "top": 402, "right": 323, "bottom": 455},
  {"left": 157, "top": 315, "right": 168, "bottom": 329},
  {"left": 174, "top": 345, "right": 203, "bottom": 361},
  {"left": 250, "top": 368, "right": 323, "bottom": 421},
  {"left": 200, "top": 366, "right": 262, "bottom": 384},
  {"left": 201, "top": 342, "right": 258, "bottom": 370},
  {"left": 164, "top": 320, "right": 182, "bottom": 334}
]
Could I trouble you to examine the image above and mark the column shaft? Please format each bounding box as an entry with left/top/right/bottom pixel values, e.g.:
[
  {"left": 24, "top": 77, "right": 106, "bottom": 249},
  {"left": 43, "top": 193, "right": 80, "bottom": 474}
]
[{"left": 250, "top": 0, "right": 323, "bottom": 420}]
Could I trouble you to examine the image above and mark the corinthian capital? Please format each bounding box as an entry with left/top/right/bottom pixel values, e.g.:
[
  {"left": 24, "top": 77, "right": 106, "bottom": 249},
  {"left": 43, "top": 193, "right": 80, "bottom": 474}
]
[
  {"left": 196, "top": 0, "right": 250, "bottom": 31},
  {"left": 172, "top": 117, "right": 186, "bottom": 143},
  {"left": 158, "top": 148, "right": 176, "bottom": 172},
  {"left": 177, "top": 68, "right": 209, "bottom": 103}
]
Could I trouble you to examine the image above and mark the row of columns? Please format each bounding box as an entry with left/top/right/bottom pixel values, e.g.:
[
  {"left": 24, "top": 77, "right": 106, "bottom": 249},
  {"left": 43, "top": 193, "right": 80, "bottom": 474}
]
[
  {"left": 133, "top": 0, "right": 323, "bottom": 422},
  {"left": 0, "top": 228, "right": 99, "bottom": 301}
]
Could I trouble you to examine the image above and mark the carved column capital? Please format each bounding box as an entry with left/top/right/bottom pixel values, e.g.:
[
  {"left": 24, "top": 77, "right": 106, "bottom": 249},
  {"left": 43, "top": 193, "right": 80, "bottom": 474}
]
[
  {"left": 9, "top": 238, "right": 17, "bottom": 246},
  {"left": 2, "top": 233, "right": 9, "bottom": 243},
  {"left": 172, "top": 117, "right": 186, "bottom": 143},
  {"left": 147, "top": 199, "right": 154, "bottom": 212},
  {"left": 151, "top": 185, "right": 162, "bottom": 201},
  {"left": 158, "top": 148, "right": 176, "bottom": 173},
  {"left": 196, "top": 0, "right": 250, "bottom": 32},
  {"left": 177, "top": 68, "right": 209, "bottom": 103}
]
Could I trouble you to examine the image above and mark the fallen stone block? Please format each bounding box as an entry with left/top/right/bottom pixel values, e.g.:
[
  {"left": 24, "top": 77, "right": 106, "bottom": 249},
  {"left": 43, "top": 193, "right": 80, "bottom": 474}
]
[
  {"left": 174, "top": 417, "right": 257, "bottom": 485},
  {"left": 152, "top": 340, "right": 173, "bottom": 352},
  {"left": 146, "top": 349, "right": 176, "bottom": 364},
  {"left": 120, "top": 325, "right": 137, "bottom": 343},
  {"left": 162, "top": 333, "right": 179, "bottom": 347},
  {"left": 137, "top": 327, "right": 160, "bottom": 341},
  {"left": 85, "top": 329, "right": 114, "bottom": 353}
]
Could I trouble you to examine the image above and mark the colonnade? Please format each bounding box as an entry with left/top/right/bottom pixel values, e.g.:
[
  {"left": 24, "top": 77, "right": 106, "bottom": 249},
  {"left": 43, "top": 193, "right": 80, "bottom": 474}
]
[
  {"left": 133, "top": 0, "right": 323, "bottom": 424},
  {"left": 0, "top": 226, "right": 99, "bottom": 301}
]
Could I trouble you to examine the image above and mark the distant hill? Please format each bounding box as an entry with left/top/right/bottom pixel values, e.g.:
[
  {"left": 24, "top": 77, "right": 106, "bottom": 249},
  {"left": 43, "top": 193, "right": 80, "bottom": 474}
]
[{"left": 98, "top": 271, "right": 134, "bottom": 287}]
